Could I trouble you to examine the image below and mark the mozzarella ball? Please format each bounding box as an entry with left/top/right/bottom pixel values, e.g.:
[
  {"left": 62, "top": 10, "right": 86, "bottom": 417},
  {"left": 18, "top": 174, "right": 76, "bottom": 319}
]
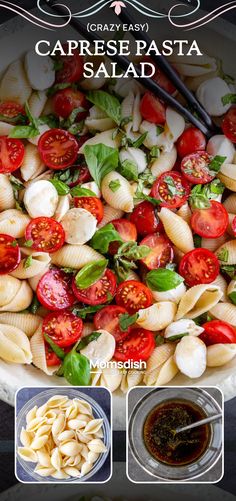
[
  {"left": 24, "top": 180, "right": 58, "bottom": 218},
  {"left": 196, "top": 77, "right": 231, "bottom": 116},
  {"left": 207, "top": 135, "right": 235, "bottom": 164},
  {"left": 61, "top": 208, "right": 97, "bottom": 244}
]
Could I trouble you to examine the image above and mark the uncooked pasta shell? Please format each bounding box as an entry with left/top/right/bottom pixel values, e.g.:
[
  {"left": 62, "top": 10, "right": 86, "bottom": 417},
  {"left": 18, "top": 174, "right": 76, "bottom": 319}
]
[
  {"left": 175, "top": 284, "right": 222, "bottom": 320},
  {"left": 18, "top": 447, "right": 38, "bottom": 462},
  {"left": 207, "top": 344, "right": 236, "bottom": 367},
  {"left": 87, "top": 439, "right": 107, "bottom": 453},
  {"left": 158, "top": 207, "right": 194, "bottom": 254}
]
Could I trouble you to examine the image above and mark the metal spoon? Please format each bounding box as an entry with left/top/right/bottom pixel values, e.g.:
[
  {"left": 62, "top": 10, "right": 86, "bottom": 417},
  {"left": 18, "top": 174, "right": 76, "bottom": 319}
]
[{"left": 175, "top": 413, "right": 222, "bottom": 434}]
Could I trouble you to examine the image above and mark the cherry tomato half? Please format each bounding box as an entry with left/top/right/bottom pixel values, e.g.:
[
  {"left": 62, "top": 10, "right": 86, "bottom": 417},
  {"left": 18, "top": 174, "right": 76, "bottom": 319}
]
[
  {"left": 151, "top": 171, "right": 191, "bottom": 209},
  {"left": 94, "top": 305, "right": 130, "bottom": 342},
  {"left": 140, "top": 234, "right": 174, "bottom": 270},
  {"left": 55, "top": 45, "right": 84, "bottom": 83},
  {"left": 130, "top": 201, "right": 163, "bottom": 237},
  {"left": 52, "top": 88, "right": 89, "bottom": 120},
  {"left": 45, "top": 343, "right": 62, "bottom": 366},
  {"left": 177, "top": 127, "right": 206, "bottom": 158},
  {"left": 42, "top": 311, "right": 83, "bottom": 348},
  {"left": 179, "top": 248, "right": 220, "bottom": 287},
  {"left": 114, "top": 328, "right": 155, "bottom": 362},
  {"left": 25, "top": 217, "right": 65, "bottom": 253},
  {"left": 140, "top": 93, "right": 166, "bottom": 124},
  {"left": 38, "top": 128, "right": 79, "bottom": 170},
  {"left": 0, "top": 101, "right": 25, "bottom": 121},
  {"left": 222, "top": 107, "right": 236, "bottom": 143},
  {"left": 0, "top": 136, "right": 24, "bottom": 173},
  {"left": 115, "top": 280, "right": 153, "bottom": 314},
  {"left": 181, "top": 151, "right": 213, "bottom": 184},
  {"left": 0, "top": 234, "right": 21, "bottom": 274},
  {"left": 200, "top": 320, "right": 236, "bottom": 346},
  {"left": 109, "top": 218, "right": 137, "bottom": 255},
  {"left": 72, "top": 269, "right": 117, "bottom": 306},
  {"left": 74, "top": 196, "right": 104, "bottom": 223},
  {"left": 191, "top": 201, "right": 228, "bottom": 238},
  {"left": 37, "top": 269, "right": 75, "bottom": 311}
]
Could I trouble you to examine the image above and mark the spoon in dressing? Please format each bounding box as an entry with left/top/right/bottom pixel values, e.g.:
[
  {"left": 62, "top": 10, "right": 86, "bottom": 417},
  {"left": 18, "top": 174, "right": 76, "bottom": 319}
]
[{"left": 174, "top": 413, "right": 222, "bottom": 435}]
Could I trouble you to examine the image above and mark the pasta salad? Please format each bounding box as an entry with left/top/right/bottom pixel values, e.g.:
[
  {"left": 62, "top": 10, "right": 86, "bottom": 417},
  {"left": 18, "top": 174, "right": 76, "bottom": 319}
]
[{"left": 0, "top": 47, "right": 236, "bottom": 392}]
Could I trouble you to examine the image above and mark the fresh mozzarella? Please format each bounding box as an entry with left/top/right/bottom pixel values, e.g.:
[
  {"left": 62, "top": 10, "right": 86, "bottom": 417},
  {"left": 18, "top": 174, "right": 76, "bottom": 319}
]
[
  {"left": 54, "top": 195, "right": 71, "bottom": 222},
  {"left": 151, "top": 282, "right": 186, "bottom": 304},
  {"left": 166, "top": 107, "right": 185, "bottom": 142},
  {"left": 25, "top": 50, "right": 55, "bottom": 91},
  {"left": 207, "top": 135, "right": 235, "bottom": 164},
  {"left": 119, "top": 147, "right": 147, "bottom": 174},
  {"left": 196, "top": 77, "right": 231, "bottom": 116},
  {"left": 24, "top": 180, "right": 58, "bottom": 218},
  {"left": 174, "top": 336, "right": 207, "bottom": 378},
  {"left": 164, "top": 319, "right": 204, "bottom": 339},
  {"left": 61, "top": 208, "right": 97, "bottom": 244},
  {"left": 81, "top": 181, "right": 101, "bottom": 198},
  {"left": 80, "top": 330, "right": 115, "bottom": 364}
]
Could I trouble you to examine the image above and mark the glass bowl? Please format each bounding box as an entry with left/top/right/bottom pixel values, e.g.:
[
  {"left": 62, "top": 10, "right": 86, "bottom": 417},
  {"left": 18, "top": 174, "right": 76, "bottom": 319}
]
[
  {"left": 16, "top": 388, "right": 111, "bottom": 483},
  {"left": 128, "top": 387, "right": 222, "bottom": 481}
]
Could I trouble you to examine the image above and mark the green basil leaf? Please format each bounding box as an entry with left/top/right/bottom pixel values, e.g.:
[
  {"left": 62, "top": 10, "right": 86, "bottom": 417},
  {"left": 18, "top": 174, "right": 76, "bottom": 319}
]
[
  {"left": 44, "top": 333, "right": 65, "bottom": 360},
  {"left": 229, "top": 291, "right": 236, "bottom": 305},
  {"left": 132, "top": 132, "right": 148, "bottom": 148},
  {"left": 9, "top": 175, "right": 24, "bottom": 190},
  {"left": 84, "top": 144, "right": 119, "bottom": 188},
  {"left": 60, "top": 267, "right": 76, "bottom": 274},
  {"left": 38, "top": 114, "right": 59, "bottom": 128},
  {"left": 221, "top": 264, "right": 236, "bottom": 279},
  {"left": 200, "top": 179, "right": 225, "bottom": 199},
  {"left": 87, "top": 90, "right": 121, "bottom": 125},
  {"left": 218, "top": 247, "right": 229, "bottom": 262},
  {"left": 166, "top": 263, "right": 177, "bottom": 271},
  {"left": 168, "top": 332, "right": 189, "bottom": 342},
  {"left": 119, "top": 313, "right": 138, "bottom": 331},
  {"left": 155, "top": 335, "right": 165, "bottom": 346},
  {"left": 70, "top": 186, "right": 96, "bottom": 197},
  {"left": 208, "top": 155, "right": 227, "bottom": 173},
  {"left": 25, "top": 102, "right": 39, "bottom": 130},
  {"left": 62, "top": 352, "right": 90, "bottom": 386},
  {"left": 75, "top": 259, "right": 108, "bottom": 289},
  {"left": 72, "top": 304, "right": 104, "bottom": 319},
  {"left": 76, "top": 331, "right": 102, "bottom": 351},
  {"left": 49, "top": 179, "right": 70, "bottom": 196},
  {"left": 189, "top": 193, "right": 211, "bottom": 210},
  {"left": 53, "top": 58, "right": 64, "bottom": 71},
  {"left": 109, "top": 179, "right": 121, "bottom": 192},
  {"left": 120, "top": 116, "right": 132, "bottom": 128},
  {"left": 11, "top": 240, "right": 18, "bottom": 247},
  {"left": 47, "top": 82, "right": 71, "bottom": 97},
  {"left": 156, "top": 125, "right": 165, "bottom": 135},
  {"left": 24, "top": 256, "right": 33, "bottom": 269},
  {"left": 9, "top": 125, "right": 39, "bottom": 139},
  {"left": 29, "top": 295, "right": 41, "bottom": 314},
  {"left": 146, "top": 268, "right": 184, "bottom": 292},
  {"left": 24, "top": 239, "right": 33, "bottom": 248},
  {"left": 67, "top": 122, "right": 84, "bottom": 135},
  {"left": 164, "top": 175, "right": 183, "bottom": 197},
  {"left": 118, "top": 160, "right": 138, "bottom": 181},
  {"left": 116, "top": 241, "right": 150, "bottom": 261},
  {"left": 150, "top": 146, "right": 161, "bottom": 159},
  {"left": 221, "top": 93, "right": 236, "bottom": 105},
  {"left": 0, "top": 113, "right": 27, "bottom": 125},
  {"left": 193, "top": 234, "right": 202, "bottom": 248},
  {"left": 90, "top": 223, "right": 123, "bottom": 254}
]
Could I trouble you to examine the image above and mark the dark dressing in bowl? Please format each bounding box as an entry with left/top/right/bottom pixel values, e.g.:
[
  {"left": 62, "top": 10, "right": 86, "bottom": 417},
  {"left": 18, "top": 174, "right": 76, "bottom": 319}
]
[{"left": 143, "top": 399, "right": 210, "bottom": 466}]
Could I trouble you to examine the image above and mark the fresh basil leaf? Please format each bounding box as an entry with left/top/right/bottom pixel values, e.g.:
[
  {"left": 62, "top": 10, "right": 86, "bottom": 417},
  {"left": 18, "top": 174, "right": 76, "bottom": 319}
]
[
  {"left": 90, "top": 223, "right": 123, "bottom": 254},
  {"left": 109, "top": 179, "right": 121, "bottom": 192},
  {"left": 120, "top": 116, "right": 132, "bottom": 128},
  {"left": 44, "top": 333, "right": 65, "bottom": 360},
  {"left": 218, "top": 247, "right": 229, "bottom": 262},
  {"left": 208, "top": 155, "right": 226, "bottom": 173},
  {"left": 72, "top": 304, "right": 105, "bottom": 319},
  {"left": 24, "top": 239, "right": 33, "bottom": 248},
  {"left": 25, "top": 102, "right": 39, "bottom": 130},
  {"left": 229, "top": 291, "right": 236, "bottom": 305},
  {"left": 75, "top": 259, "right": 108, "bottom": 289},
  {"left": 70, "top": 186, "right": 96, "bottom": 197},
  {"left": 76, "top": 331, "right": 102, "bottom": 351},
  {"left": 87, "top": 90, "right": 121, "bottom": 125},
  {"left": 38, "top": 114, "right": 59, "bottom": 128},
  {"left": 9, "top": 175, "right": 24, "bottom": 189},
  {"left": 138, "top": 170, "right": 155, "bottom": 188},
  {"left": 84, "top": 144, "right": 119, "bottom": 187},
  {"left": 0, "top": 113, "right": 27, "bottom": 125},
  {"left": 24, "top": 256, "right": 33, "bottom": 269},
  {"left": 189, "top": 193, "right": 211, "bottom": 210},
  {"left": 221, "top": 264, "right": 236, "bottom": 279},
  {"left": 221, "top": 93, "right": 236, "bottom": 105},
  {"left": 166, "top": 263, "right": 177, "bottom": 271},
  {"left": 11, "top": 240, "right": 18, "bottom": 247},
  {"left": 67, "top": 122, "right": 84, "bottom": 135},
  {"left": 62, "top": 352, "right": 90, "bottom": 386},
  {"left": 114, "top": 242, "right": 150, "bottom": 281},
  {"left": 29, "top": 295, "right": 41, "bottom": 314},
  {"left": 119, "top": 313, "right": 138, "bottom": 331},
  {"left": 146, "top": 268, "right": 184, "bottom": 292},
  {"left": 49, "top": 179, "right": 70, "bottom": 196},
  {"left": 155, "top": 335, "right": 165, "bottom": 346},
  {"left": 47, "top": 82, "right": 71, "bottom": 97},
  {"left": 156, "top": 125, "right": 165, "bottom": 135},
  {"left": 60, "top": 267, "right": 76, "bottom": 274},
  {"left": 118, "top": 160, "right": 138, "bottom": 181},
  {"left": 193, "top": 234, "right": 202, "bottom": 248},
  {"left": 164, "top": 175, "right": 183, "bottom": 197},
  {"left": 201, "top": 179, "right": 225, "bottom": 199},
  {"left": 168, "top": 332, "right": 189, "bottom": 342},
  {"left": 9, "top": 125, "right": 39, "bottom": 139},
  {"left": 150, "top": 146, "right": 161, "bottom": 159},
  {"left": 132, "top": 132, "right": 148, "bottom": 148}
]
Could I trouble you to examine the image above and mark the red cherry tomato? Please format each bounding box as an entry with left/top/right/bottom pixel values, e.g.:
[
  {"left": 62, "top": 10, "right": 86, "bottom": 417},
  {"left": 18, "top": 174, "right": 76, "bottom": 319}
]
[
  {"left": 115, "top": 280, "right": 153, "bottom": 314},
  {"left": 55, "top": 45, "right": 84, "bottom": 83},
  {"left": 191, "top": 201, "right": 228, "bottom": 238},
  {"left": 140, "top": 93, "right": 166, "bottom": 124},
  {"left": 200, "top": 320, "right": 236, "bottom": 346},
  {"left": 72, "top": 269, "right": 116, "bottom": 306},
  {"left": 130, "top": 201, "right": 163, "bottom": 236},
  {"left": 143, "top": 57, "right": 176, "bottom": 95},
  {"left": 179, "top": 248, "right": 220, "bottom": 287},
  {"left": 140, "top": 234, "right": 174, "bottom": 270},
  {"left": 94, "top": 305, "right": 130, "bottom": 342},
  {"left": 114, "top": 327, "right": 155, "bottom": 362},
  {"left": 177, "top": 127, "right": 206, "bottom": 158},
  {"left": 52, "top": 88, "right": 89, "bottom": 120},
  {"left": 181, "top": 151, "right": 213, "bottom": 184},
  {"left": 222, "top": 107, "right": 236, "bottom": 143},
  {"left": 37, "top": 269, "right": 75, "bottom": 311},
  {"left": 61, "top": 161, "right": 91, "bottom": 188},
  {"left": 25, "top": 217, "right": 65, "bottom": 253},
  {"left": 74, "top": 196, "right": 104, "bottom": 223},
  {"left": 0, "top": 234, "right": 21, "bottom": 274},
  {"left": 38, "top": 129, "right": 79, "bottom": 170},
  {"left": 151, "top": 171, "right": 191, "bottom": 209},
  {"left": 45, "top": 343, "right": 62, "bottom": 366},
  {"left": 231, "top": 216, "right": 236, "bottom": 237},
  {"left": 108, "top": 218, "right": 137, "bottom": 255},
  {"left": 0, "top": 136, "right": 24, "bottom": 173},
  {"left": 42, "top": 311, "right": 83, "bottom": 348},
  {"left": 0, "top": 101, "right": 25, "bottom": 121}
]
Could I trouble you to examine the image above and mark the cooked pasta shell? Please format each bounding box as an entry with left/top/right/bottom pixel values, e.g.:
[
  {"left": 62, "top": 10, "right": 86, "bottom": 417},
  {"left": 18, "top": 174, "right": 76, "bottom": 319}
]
[
  {"left": 28, "top": 90, "right": 48, "bottom": 118},
  {"left": 174, "top": 335, "right": 207, "bottom": 378},
  {"left": 210, "top": 302, "right": 236, "bottom": 326},
  {"left": 20, "top": 143, "right": 45, "bottom": 182},
  {"left": 97, "top": 204, "right": 124, "bottom": 228},
  {"left": 79, "top": 129, "right": 121, "bottom": 153},
  {"left": 145, "top": 343, "right": 175, "bottom": 373},
  {"left": 51, "top": 244, "right": 103, "bottom": 269},
  {"left": 211, "top": 275, "right": 228, "bottom": 302},
  {"left": 85, "top": 116, "right": 116, "bottom": 131},
  {"left": 30, "top": 324, "right": 61, "bottom": 375},
  {"left": 166, "top": 108, "right": 185, "bottom": 142},
  {"left": 201, "top": 234, "right": 229, "bottom": 253},
  {"left": 0, "top": 174, "right": 15, "bottom": 211},
  {"left": 158, "top": 207, "right": 194, "bottom": 254},
  {"left": 0, "top": 279, "right": 33, "bottom": 312},
  {"left": 216, "top": 240, "right": 236, "bottom": 264},
  {"left": 120, "top": 369, "right": 143, "bottom": 393},
  {"left": 227, "top": 213, "right": 236, "bottom": 237},
  {"left": 101, "top": 172, "right": 134, "bottom": 213},
  {"left": 28, "top": 267, "right": 50, "bottom": 292},
  {"left": 185, "top": 70, "right": 219, "bottom": 92},
  {"left": 0, "top": 60, "right": 31, "bottom": 104},
  {"left": 0, "top": 122, "right": 14, "bottom": 135},
  {"left": 151, "top": 147, "right": 177, "bottom": 177},
  {"left": 28, "top": 124, "right": 51, "bottom": 147},
  {"left": 0, "top": 275, "right": 20, "bottom": 307},
  {"left": 18, "top": 447, "right": 38, "bottom": 462},
  {"left": 223, "top": 194, "right": 236, "bottom": 213},
  {"left": 176, "top": 284, "right": 222, "bottom": 320},
  {"left": 91, "top": 366, "right": 122, "bottom": 392},
  {"left": 11, "top": 249, "right": 51, "bottom": 279},
  {"left": 0, "top": 312, "right": 41, "bottom": 337},
  {"left": 0, "top": 323, "right": 32, "bottom": 364},
  {"left": 207, "top": 343, "right": 236, "bottom": 367},
  {"left": 169, "top": 53, "right": 217, "bottom": 77},
  {"left": 80, "top": 330, "right": 115, "bottom": 364},
  {"left": 87, "top": 439, "right": 107, "bottom": 453},
  {"left": 137, "top": 302, "right": 177, "bottom": 331},
  {"left": 227, "top": 279, "right": 236, "bottom": 301},
  {"left": 177, "top": 202, "right": 192, "bottom": 225},
  {"left": 0, "top": 209, "right": 30, "bottom": 238},
  {"left": 144, "top": 355, "right": 178, "bottom": 386},
  {"left": 124, "top": 270, "right": 140, "bottom": 281},
  {"left": 218, "top": 164, "right": 236, "bottom": 191},
  {"left": 59, "top": 440, "right": 82, "bottom": 457}
]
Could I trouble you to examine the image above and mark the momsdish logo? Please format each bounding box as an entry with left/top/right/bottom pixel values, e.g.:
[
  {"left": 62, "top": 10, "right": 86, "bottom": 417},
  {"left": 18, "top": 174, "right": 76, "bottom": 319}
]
[{"left": 0, "top": 0, "right": 235, "bottom": 30}]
